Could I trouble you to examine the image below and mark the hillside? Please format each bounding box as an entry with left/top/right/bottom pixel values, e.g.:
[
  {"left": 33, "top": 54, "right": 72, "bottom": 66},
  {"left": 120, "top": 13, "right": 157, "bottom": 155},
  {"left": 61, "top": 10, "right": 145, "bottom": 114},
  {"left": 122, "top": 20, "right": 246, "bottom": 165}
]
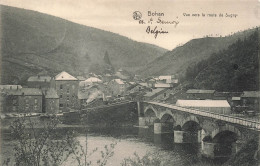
[
  {"left": 184, "top": 30, "right": 259, "bottom": 91},
  {"left": 138, "top": 28, "right": 259, "bottom": 77},
  {"left": 0, "top": 5, "right": 167, "bottom": 84}
]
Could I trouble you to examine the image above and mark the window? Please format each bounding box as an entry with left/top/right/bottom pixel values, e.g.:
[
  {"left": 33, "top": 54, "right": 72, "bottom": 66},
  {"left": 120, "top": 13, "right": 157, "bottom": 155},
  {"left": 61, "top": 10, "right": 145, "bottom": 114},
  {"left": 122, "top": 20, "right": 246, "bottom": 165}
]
[
  {"left": 164, "top": 93, "right": 166, "bottom": 98},
  {"left": 25, "top": 99, "right": 29, "bottom": 103},
  {"left": 12, "top": 99, "right": 17, "bottom": 105},
  {"left": 60, "top": 85, "right": 63, "bottom": 89},
  {"left": 59, "top": 104, "right": 63, "bottom": 108},
  {"left": 67, "top": 96, "right": 69, "bottom": 101},
  {"left": 60, "top": 95, "right": 63, "bottom": 99},
  {"left": 12, "top": 106, "right": 16, "bottom": 111},
  {"left": 67, "top": 89, "right": 70, "bottom": 94},
  {"left": 25, "top": 104, "right": 29, "bottom": 109},
  {"left": 34, "top": 105, "right": 38, "bottom": 110},
  {"left": 34, "top": 99, "right": 38, "bottom": 104}
]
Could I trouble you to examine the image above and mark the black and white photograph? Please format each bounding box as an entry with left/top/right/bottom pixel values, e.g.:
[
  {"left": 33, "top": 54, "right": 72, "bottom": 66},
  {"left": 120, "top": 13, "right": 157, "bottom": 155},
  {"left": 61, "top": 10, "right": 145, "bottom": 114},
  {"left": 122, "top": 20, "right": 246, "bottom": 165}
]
[{"left": 0, "top": 0, "right": 259, "bottom": 165}]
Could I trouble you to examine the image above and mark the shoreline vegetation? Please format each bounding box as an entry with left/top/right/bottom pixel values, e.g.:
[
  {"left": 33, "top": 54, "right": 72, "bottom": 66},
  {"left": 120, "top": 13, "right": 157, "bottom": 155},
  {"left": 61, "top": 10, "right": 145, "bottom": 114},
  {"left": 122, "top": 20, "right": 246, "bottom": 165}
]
[{"left": 1, "top": 114, "right": 259, "bottom": 166}]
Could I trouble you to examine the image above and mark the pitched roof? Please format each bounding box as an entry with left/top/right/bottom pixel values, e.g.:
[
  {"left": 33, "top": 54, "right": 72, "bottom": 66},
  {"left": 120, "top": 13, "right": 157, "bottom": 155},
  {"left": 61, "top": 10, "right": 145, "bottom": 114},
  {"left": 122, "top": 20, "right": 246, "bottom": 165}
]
[
  {"left": 55, "top": 71, "right": 78, "bottom": 81},
  {"left": 45, "top": 88, "right": 59, "bottom": 99},
  {"left": 28, "top": 76, "right": 51, "bottom": 82},
  {"left": 158, "top": 76, "right": 172, "bottom": 80},
  {"left": 176, "top": 100, "right": 230, "bottom": 108},
  {"left": 0, "top": 89, "right": 23, "bottom": 96},
  {"left": 0, "top": 85, "right": 22, "bottom": 90},
  {"left": 139, "top": 83, "right": 148, "bottom": 87},
  {"left": 115, "top": 72, "right": 129, "bottom": 80},
  {"left": 85, "top": 77, "right": 102, "bottom": 83},
  {"left": 154, "top": 83, "right": 172, "bottom": 88},
  {"left": 21, "top": 88, "right": 42, "bottom": 96},
  {"left": 241, "top": 91, "right": 260, "bottom": 98},
  {"left": 172, "top": 79, "right": 179, "bottom": 84},
  {"left": 232, "top": 97, "right": 241, "bottom": 101},
  {"left": 186, "top": 89, "right": 215, "bottom": 94},
  {"left": 0, "top": 87, "right": 42, "bottom": 96},
  {"left": 144, "top": 88, "right": 167, "bottom": 97},
  {"left": 114, "top": 79, "right": 124, "bottom": 85}
]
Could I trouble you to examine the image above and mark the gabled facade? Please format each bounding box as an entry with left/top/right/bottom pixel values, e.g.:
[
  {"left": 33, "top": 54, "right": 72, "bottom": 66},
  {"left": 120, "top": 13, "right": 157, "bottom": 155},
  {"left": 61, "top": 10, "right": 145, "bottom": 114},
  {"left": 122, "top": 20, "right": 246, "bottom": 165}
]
[
  {"left": 107, "top": 79, "right": 126, "bottom": 96},
  {"left": 0, "top": 87, "right": 42, "bottom": 113},
  {"left": 55, "top": 71, "right": 79, "bottom": 112}
]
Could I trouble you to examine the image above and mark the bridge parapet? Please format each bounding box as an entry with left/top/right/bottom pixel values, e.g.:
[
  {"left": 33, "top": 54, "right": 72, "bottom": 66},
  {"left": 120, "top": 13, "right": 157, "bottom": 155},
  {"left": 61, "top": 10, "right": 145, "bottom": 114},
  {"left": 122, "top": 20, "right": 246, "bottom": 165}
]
[{"left": 144, "top": 101, "right": 260, "bottom": 132}]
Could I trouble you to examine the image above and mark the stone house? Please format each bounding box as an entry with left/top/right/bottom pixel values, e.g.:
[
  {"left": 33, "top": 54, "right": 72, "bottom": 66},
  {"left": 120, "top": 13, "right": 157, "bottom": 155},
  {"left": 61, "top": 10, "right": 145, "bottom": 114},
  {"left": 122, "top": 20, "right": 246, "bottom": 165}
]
[
  {"left": 0, "top": 87, "right": 43, "bottom": 113},
  {"left": 43, "top": 88, "right": 59, "bottom": 114},
  {"left": 107, "top": 79, "right": 126, "bottom": 96},
  {"left": 0, "top": 86, "right": 22, "bottom": 113},
  {"left": 20, "top": 88, "right": 43, "bottom": 113},
  {"left": 186, "top": 89, "right": 216, "bottom": 100},
  {"left": 241, "top": 91, "right": 260, "bottom": 111},
  {"left": 55, "top": 71, "right": 79, "bottom": 112},
  {"left": 27, "top": 75, "right": 54, "bottom": 90}
]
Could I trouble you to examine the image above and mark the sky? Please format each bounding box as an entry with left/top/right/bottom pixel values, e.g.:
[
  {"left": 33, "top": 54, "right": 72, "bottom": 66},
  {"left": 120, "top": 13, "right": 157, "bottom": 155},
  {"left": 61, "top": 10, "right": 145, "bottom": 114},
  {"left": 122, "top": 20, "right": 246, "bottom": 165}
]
[{"left": 1, "top": 0, "right": 260, "bottom": 50}]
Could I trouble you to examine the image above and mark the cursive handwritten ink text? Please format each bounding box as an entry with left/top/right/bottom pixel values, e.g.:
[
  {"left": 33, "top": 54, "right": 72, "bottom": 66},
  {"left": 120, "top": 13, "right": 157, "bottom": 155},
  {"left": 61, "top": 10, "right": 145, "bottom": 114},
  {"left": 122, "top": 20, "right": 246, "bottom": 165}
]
[
  {"left": 146, "top": 26, "right": 168, "bottom": 39},
  {"left": 156, "top": 17, "right": 179, "bottom": 27}
]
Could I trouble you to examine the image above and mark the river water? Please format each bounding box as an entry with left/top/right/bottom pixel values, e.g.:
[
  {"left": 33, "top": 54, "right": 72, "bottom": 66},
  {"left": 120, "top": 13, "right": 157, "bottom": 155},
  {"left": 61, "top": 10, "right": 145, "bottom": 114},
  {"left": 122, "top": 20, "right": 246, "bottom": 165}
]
[{"left": 63, "top": 126, "right": 223, "bottom": 166}]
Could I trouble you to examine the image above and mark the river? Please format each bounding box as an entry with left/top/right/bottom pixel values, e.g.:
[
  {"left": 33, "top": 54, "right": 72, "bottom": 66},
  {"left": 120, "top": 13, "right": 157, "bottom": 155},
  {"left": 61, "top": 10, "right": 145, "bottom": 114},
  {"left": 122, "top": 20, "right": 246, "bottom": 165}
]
[
  {"left": 63, "top": 126, "right": 224, "bottom": 166},
  {"left": 1, "top": 126, "right": 226, "bottom": 166}
]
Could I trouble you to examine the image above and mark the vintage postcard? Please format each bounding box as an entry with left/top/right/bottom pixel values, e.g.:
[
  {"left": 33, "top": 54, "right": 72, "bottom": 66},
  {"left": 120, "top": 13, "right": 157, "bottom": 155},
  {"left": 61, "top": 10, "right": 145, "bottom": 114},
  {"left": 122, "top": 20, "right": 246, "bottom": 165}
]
[{"left": 0, "top": 0, "right": 259, "bottom": 165}]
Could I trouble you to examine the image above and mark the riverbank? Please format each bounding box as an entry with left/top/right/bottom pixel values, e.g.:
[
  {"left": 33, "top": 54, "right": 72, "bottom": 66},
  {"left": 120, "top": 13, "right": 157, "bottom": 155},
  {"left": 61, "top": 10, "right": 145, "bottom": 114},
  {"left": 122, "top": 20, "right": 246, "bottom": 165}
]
[{"left": 1, "top": 125, "right": 221, "bottom": 166}]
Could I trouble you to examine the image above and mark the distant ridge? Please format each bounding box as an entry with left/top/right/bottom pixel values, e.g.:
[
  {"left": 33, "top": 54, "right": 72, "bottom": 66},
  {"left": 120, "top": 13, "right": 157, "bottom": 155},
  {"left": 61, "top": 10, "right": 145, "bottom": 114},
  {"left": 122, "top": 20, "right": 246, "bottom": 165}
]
[
  {"left": 0, "top": 5, "right": 167, "bottom": 84},
  {"left": 138, "top": 27, "right": 259, "bottom": 77}
]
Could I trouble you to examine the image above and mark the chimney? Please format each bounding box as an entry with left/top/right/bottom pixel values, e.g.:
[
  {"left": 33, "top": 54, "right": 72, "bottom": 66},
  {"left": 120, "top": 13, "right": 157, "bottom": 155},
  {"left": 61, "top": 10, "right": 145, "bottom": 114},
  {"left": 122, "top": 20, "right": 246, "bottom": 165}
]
[
  {"left": 38, "top": 75, "right": 40, "bottom": 79},
  {"left": 44, "top": 79, "right": 47, "bottom": 82},
  {"left": 10, "top": 86, "right": 12, "bottom": 90}
]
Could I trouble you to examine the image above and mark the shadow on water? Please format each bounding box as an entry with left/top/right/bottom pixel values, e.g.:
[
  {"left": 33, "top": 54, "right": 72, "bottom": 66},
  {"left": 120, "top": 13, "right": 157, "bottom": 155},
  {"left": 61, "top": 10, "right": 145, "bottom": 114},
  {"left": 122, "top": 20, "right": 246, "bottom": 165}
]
[{"left": 1, "top": 125, "right": 228, "bottom": 165}]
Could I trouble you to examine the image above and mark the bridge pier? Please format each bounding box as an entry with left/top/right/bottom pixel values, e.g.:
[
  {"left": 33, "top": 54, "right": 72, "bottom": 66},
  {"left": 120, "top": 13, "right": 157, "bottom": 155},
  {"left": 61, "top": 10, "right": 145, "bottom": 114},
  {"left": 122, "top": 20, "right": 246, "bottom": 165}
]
[
  {"left": 154, "top": 122, "right": 173, "bottom": 134},
  {"left": 201, "top": 141, "right": 238, "bottom": 159},
  {"left": 174, "top": 130, "right": 201, "bottom": 143},
  {"left": 256, "top": 133, "right": 260, "bottom": 165},
  {"left": 154, "top": 122, "right": 162, "bottom": 134},
  {"left": 174, "top": 131, "right": 185, "bottom": 143},
  {"left": 138, "top": 117, "right": 146, "bottom": 127}
]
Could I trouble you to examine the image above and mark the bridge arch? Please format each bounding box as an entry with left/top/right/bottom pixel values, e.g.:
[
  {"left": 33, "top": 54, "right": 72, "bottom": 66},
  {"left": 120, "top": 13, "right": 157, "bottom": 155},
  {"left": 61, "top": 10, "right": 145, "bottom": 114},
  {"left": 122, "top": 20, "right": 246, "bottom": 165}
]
[
  {"left": 210, "top": 124, "right": 241, "bottom": 158},
  {"left": 144, "top": 105, "right": 158, "bottom": 118},
  {"left": 180, "top": 115, "right": 200, "bottom": 128},
  {"left": 211, "top": 124, "right": 241, "bottom": 139},
  {"left": 160, "top": 113, "right": 175, "bottom": 123},
  {"left": 158, "top": 110, "right": 175, "bottom": 133},
  {"left": 158, "top": 109, "right": 175, "bottom": 120}
]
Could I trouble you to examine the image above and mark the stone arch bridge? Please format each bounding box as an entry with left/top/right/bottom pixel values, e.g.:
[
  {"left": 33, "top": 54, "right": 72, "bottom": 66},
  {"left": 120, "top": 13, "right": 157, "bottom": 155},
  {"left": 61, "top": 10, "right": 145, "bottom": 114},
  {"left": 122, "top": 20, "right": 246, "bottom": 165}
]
[{"left": 137, "top": 101, "right": 260, "bottom": 159}]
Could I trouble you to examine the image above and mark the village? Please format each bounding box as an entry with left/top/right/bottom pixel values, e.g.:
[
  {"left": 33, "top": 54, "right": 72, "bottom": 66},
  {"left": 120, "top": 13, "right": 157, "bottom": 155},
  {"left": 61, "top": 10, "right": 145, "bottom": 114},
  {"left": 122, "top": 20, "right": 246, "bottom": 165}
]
[{"left": 0, "top": 69, "right": 259, "bottom": 120}]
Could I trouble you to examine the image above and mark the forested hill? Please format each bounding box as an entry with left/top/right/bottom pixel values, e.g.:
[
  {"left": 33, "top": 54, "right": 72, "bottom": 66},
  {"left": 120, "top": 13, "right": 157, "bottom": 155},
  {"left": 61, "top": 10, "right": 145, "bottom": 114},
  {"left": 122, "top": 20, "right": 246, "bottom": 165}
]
[
  {"left": 0, "top": 5, "right": 167, "bottom": 84},
  {"left": 183, "top": 30, "right": 259, "bottom": 92},
  {"left": 138, "top": 28, "right": 259, "bottom": 77}
]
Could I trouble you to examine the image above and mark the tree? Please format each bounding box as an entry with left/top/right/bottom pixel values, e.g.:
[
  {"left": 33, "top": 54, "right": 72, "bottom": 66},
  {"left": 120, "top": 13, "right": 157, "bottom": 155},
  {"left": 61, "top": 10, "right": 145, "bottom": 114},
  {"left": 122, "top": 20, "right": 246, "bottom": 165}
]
[
  {"left": 103, "top": 51, "right": 112, "bottom": 66},
  {"left": 3, "top": 115, "right": 116, "bottom": 166}
]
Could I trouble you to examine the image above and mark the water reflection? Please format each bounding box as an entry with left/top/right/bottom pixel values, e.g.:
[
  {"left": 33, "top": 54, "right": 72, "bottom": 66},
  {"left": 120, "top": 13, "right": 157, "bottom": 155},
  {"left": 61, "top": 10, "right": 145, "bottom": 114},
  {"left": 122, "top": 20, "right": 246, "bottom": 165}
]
[{"left": 70, "top": 126, "right": 223, "bottom": 166}]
